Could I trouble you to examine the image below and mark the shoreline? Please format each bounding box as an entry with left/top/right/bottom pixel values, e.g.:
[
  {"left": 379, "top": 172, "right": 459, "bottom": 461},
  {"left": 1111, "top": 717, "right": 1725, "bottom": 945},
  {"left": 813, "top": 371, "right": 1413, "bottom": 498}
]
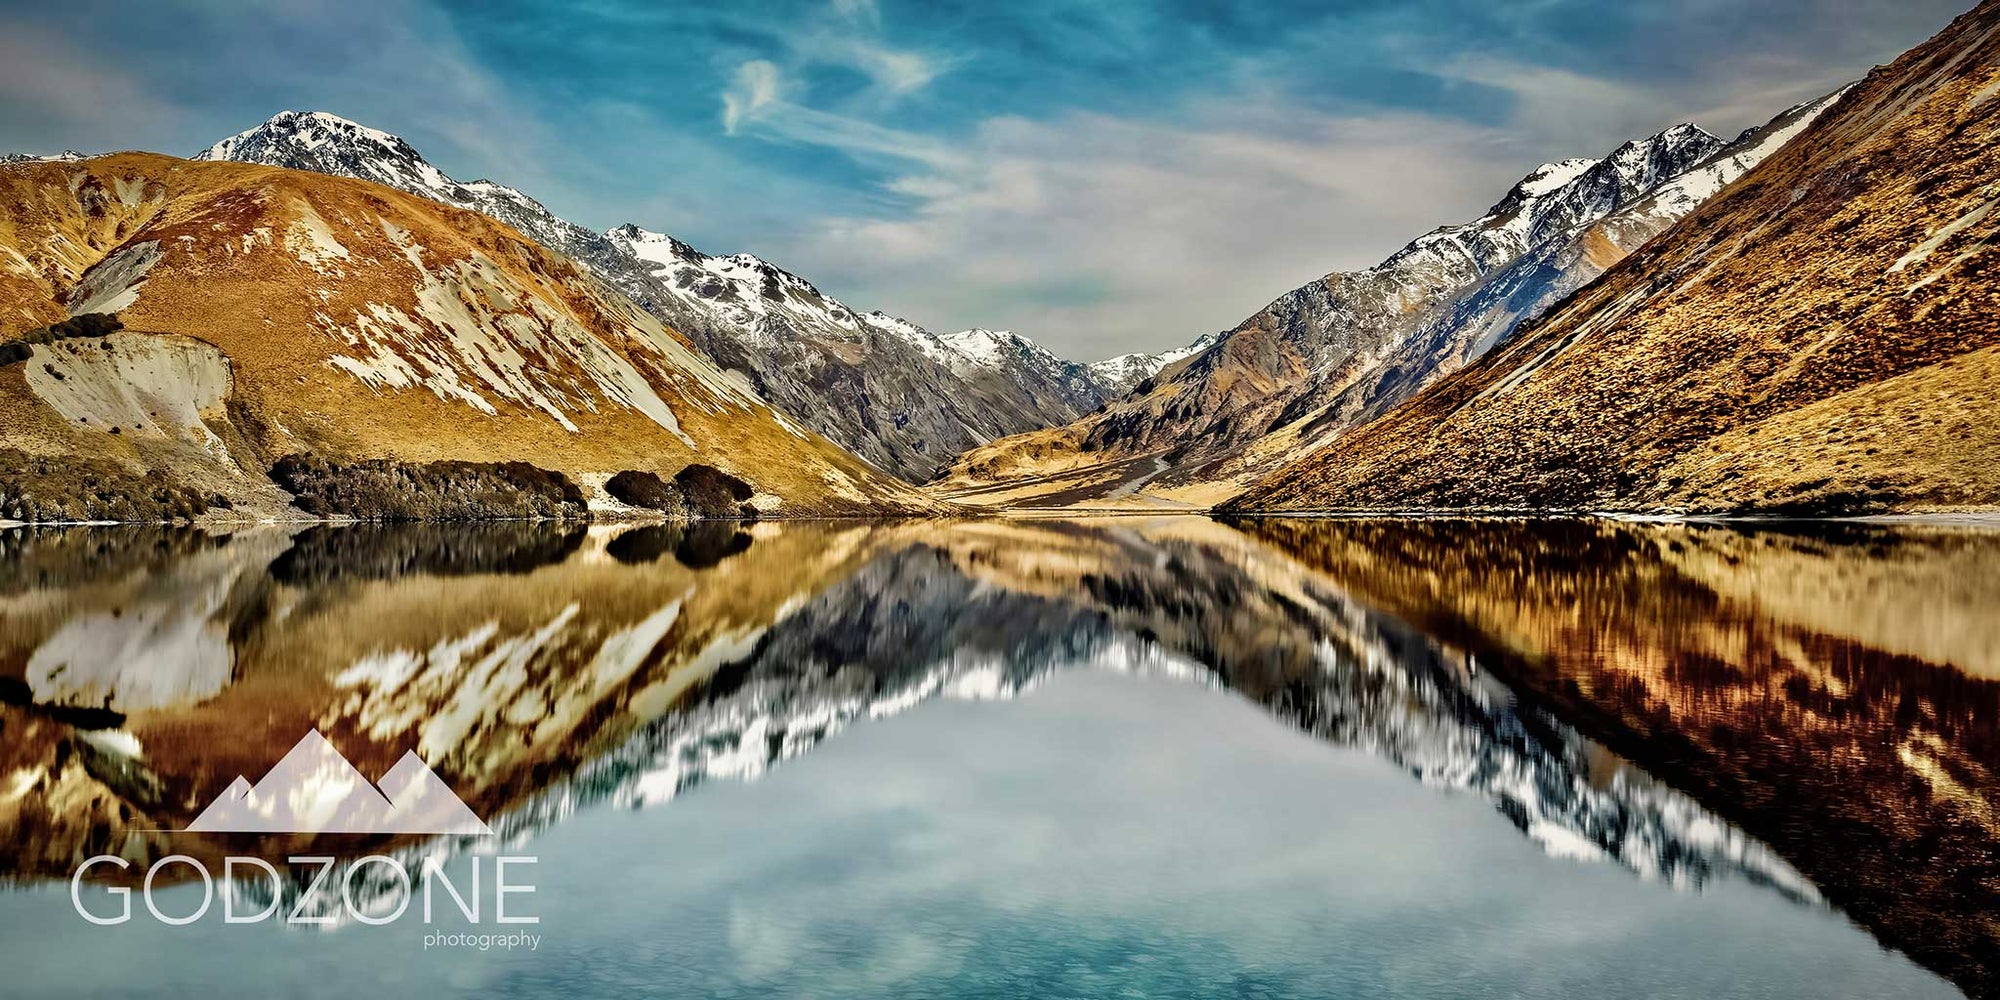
[{"left": 8, "top": 507, "right": 2000, "bottom": 529}]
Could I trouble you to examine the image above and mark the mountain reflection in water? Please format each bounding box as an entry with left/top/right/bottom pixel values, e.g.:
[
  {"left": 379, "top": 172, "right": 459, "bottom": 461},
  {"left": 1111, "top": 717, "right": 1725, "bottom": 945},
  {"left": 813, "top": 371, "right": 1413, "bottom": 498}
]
[{"left": 0, "top": 516, "right": 1992, "bottom": 998}]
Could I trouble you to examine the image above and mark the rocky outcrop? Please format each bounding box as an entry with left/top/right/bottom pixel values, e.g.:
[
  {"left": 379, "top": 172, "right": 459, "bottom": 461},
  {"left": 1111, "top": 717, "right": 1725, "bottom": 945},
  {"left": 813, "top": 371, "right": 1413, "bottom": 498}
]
[
  {"left": 268, "top": 455, "right": 588, "bottom": 521},
  {"left": 604, "top": 464, "right": 758, "bottom": 520}
]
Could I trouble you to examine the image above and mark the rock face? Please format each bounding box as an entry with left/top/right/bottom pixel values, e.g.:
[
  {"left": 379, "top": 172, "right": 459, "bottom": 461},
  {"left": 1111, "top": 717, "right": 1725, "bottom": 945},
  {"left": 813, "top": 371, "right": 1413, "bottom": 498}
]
[
  {"left": 1228, "top": 1, "right": 2000, "bottom": 516},
  {"left": 940, "top": 102, "right": 1834, "bottom": 508},
  {"left": 198, "top": 112, "right": 1105, "bottom": 481},
  {"left": 0, "top": 152, "right": 938, "bottom": 519}
]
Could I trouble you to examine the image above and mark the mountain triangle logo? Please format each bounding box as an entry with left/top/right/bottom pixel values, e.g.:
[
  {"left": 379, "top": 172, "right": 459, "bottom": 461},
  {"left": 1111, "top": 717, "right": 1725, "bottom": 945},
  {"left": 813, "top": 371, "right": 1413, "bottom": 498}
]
[{"left": 185, "top": 730, "right": 492, "bottom": 835}]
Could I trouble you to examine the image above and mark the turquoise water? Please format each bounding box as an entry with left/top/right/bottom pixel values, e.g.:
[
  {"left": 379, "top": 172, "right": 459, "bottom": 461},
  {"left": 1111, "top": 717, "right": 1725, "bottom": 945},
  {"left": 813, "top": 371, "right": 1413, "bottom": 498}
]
[{"left": 0, "top": 670, "right": 1957, "bottom": 998}]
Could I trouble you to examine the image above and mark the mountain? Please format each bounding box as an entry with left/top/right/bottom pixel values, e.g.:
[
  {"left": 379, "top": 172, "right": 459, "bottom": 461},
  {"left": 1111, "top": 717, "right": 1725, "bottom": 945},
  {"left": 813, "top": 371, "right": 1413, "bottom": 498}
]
[
  {"left": 197, "top": 111, "right": 1104, "bottom": 481},
  {"left": 1225, "top": 91, "right": 1846, "bottom": 481},
  {"left": 603, "top": 222, "right": 1106, "bottom": 478},
  {"left": 1226, "top": 0, "right": 2000, "bottom": 516},
  {"left": 0, "top": 150, "right": 85, "bottom": 165},
  {"left": 938, "top": 108, "right": 1825, "bottom": 508},
  {"left": 1085, "top": 332, "right": 1220, "bottom": 396},
  {"left": 0, "top": 151, "right": 937, "bottom": 520}
]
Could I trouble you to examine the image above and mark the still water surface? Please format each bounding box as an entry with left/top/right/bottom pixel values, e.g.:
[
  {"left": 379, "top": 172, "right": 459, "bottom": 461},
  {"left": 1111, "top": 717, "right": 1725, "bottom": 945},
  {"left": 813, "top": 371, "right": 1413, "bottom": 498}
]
[{"left": 0, "top": 517, "right": 1993, "bottom": 998}]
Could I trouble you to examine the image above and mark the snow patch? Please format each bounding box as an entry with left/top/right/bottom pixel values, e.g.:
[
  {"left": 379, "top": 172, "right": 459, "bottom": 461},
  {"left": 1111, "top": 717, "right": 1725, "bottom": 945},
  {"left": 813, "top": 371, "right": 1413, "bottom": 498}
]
[{"left": 284, "top": 200, "right": 351, "bottom": 275}]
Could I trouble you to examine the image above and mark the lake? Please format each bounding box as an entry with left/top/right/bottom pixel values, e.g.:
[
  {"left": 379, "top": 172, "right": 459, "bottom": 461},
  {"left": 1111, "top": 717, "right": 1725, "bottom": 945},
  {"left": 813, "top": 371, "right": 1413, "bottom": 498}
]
[{"left": 0, "top": 516, "right": 1993, "bottom": 998}]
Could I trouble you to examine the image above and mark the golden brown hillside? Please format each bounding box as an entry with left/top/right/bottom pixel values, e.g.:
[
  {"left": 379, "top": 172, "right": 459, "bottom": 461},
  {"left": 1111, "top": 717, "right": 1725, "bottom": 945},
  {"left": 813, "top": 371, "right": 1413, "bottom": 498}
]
[
  {"left": 1227, "top": 2, "right": 2000, "bottom": 516},
  {"left": 0, "top": 153, "right": 938, "bottom": 520}
]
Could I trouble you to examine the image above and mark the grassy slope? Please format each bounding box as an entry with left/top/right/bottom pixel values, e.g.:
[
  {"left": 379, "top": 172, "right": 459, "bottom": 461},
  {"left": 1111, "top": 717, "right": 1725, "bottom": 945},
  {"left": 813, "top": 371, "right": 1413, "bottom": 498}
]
[{"left": 0, "top": 153, "right": 938, "bottom": 517}]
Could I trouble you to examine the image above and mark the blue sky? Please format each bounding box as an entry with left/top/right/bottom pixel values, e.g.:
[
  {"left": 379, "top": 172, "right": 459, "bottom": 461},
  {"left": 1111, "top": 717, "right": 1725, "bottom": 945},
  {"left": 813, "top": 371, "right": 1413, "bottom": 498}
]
[{"left": 0, "top": 0, "right": 1968, "bottom": 358}]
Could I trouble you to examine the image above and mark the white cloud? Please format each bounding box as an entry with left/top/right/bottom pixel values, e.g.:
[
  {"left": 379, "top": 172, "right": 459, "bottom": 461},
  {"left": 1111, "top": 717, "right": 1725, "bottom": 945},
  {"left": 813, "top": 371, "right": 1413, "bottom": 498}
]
[
  {"left": 828, "top": 39, "right": 941, "bottom": 95},
  {"left": 722, "top": 60, "right": 783, "bottom": 134},
  {"left": 777, "top": 107, "right": 1528, "bottom": 360}
]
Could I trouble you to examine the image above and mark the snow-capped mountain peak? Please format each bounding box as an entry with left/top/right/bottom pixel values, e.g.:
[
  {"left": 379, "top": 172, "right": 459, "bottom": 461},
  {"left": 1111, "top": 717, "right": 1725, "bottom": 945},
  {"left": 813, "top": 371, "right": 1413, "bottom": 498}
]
[
  {"left": 0, "top": 150, "right": 88, "bottom": 165},
  {"left": 939, "top": 328, "right": 1018, "bottom": 366},
  {"left": 1513, "top": 158, "right": 1598, "bottom": 198},
  {"left": 1086, "top": 331, "right": 1222, "bottom": 397},
  {"left": 933, "top": 329, "right": 1101, "bottom": 402},
  {"left": 196, "top": 110, "right": 458, "bottom": 197},
  {"left": 606, "top": 223, "right": 705, "bottom": 267}
]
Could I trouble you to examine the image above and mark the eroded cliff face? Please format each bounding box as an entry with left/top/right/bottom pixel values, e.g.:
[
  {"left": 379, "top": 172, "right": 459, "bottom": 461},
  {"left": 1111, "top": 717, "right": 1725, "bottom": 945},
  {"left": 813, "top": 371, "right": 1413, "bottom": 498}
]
[
  {"left": 1229, "top": 2, "right": 2000, "bottom": 516},
  {"left": 0, "top": 153, "right": 938, "bottom": 519}
]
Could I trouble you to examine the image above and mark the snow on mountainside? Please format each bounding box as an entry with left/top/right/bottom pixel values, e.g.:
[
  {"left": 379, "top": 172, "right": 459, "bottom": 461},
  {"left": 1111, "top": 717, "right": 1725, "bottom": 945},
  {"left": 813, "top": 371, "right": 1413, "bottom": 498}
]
[
  {"left": 939, "top": 107, "right": 1823, "bottom": 507},
  {"left": 607, "top": 225, "right": 1095, "bottom": 395},
  {"left": 196, "top": 112, "right": 1106, "bottom": 481},
  {"left": 1229, "top": 90, "right": 1850, "bottom": 482},
  {"left": 937, "top": 327, "right": 1104, "bottom": 399},
  {"left": 0, "top": 150, "right": 86, "bottom": 165},
  {"left": 1086, "top": 332, "right": 1221, "bottom": 397}
]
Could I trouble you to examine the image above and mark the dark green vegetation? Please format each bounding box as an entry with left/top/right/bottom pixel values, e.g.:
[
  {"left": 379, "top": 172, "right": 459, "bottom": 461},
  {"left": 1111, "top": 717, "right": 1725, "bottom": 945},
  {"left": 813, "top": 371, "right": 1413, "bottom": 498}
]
[
  {"left": 269, "top": 454, "right": 588, "bottom": 521},
  {"left": 0, "top": 448, "right": 214, "bottom": 523},
  {"left": 605, "top": 464, "right": 759, "bottom": 519},
  {"left": 0, "top": 313, "right": 122, "bottom": 367}
]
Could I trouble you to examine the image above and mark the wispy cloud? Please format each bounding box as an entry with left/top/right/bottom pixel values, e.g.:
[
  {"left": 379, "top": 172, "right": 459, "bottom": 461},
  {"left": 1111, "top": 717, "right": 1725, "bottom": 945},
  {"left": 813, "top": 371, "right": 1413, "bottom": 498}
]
[
  {"left": 723, "top": 60, "right": 783, "bottom": 134},
  {"left": 788, "top": 107, "right": 1522, "bottom": 359},
  {"left": 810, "top": 36, "right": 945, "bottom": 96}
]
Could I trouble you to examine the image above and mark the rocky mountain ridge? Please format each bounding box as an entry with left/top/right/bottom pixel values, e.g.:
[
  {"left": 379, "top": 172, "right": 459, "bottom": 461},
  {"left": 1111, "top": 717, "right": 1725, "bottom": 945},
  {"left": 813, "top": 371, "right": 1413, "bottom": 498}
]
[{"left": 198, "top": 111, "right": 1108, "bottom": 481}]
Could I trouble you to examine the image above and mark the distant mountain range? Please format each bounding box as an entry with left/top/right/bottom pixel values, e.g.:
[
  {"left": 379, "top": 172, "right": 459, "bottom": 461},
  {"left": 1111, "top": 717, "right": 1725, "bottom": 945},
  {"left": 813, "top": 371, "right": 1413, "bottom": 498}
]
[
  {"left": 939, "top": 96, "right": 1846, "bottom": 508},
  {"left": 196, "top": 111, "right": 1130, "bottom": 481},
  {"left": 3, "top": 0, "right": 1993, "bottom": 521}
]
